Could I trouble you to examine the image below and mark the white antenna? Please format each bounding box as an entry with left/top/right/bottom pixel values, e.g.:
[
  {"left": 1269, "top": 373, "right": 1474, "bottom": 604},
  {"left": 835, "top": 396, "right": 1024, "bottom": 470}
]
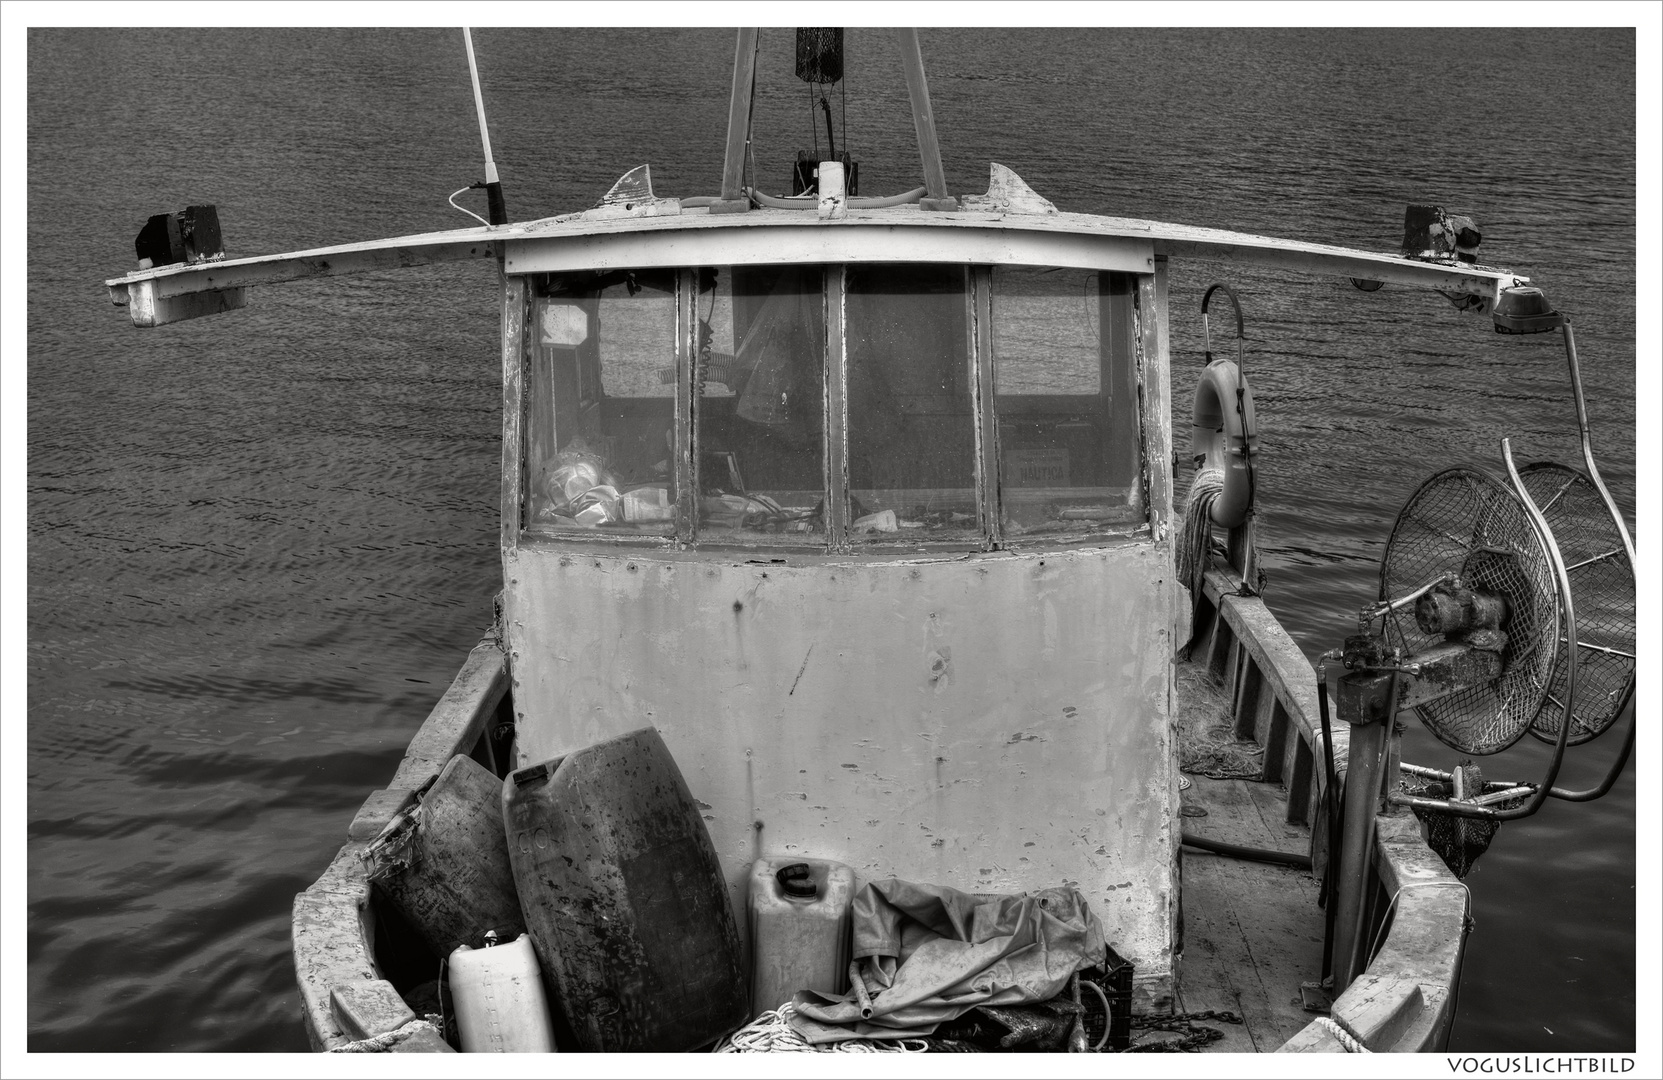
[{"left": 463, "top": 27, "right": 507, "bottom": 225}]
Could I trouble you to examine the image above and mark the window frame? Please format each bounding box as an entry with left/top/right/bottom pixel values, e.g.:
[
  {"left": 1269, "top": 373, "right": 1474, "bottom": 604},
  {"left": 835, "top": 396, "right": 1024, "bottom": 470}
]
[{"left": 517, "top": 263, "right": 1150, "bottom": 553}]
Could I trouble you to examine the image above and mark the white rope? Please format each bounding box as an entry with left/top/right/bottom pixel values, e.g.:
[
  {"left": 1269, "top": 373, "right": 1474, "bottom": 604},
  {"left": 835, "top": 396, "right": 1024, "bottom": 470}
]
[
  {"left": 713, "top": 1003, "right": 928, "bottom": 1053},
  {"left": 1315, "top": 1015, "right": 1371, "bottom": 1053},
  {"left": 448, "top": 186, "right": 490, "bottom": 227},
  {"left": 327, "top": 1016, "right": 441, "bottom": 1053}
]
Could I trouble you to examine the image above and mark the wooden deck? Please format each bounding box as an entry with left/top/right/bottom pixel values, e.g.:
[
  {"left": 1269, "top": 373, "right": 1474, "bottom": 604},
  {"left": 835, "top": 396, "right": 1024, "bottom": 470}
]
[
  {"left": 1175, "top": 771, "right": 1326, "bottom": 1052},
  {"left": 1169, "top": 561, "right": 1467, "bottom": 1053}
]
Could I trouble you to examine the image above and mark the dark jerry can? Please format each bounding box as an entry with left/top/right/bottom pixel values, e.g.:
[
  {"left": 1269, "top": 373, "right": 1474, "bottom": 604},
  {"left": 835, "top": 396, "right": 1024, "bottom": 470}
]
[
  {"left": 363, "top": 754, "right": 526, "bottom": 957},
  {"left": 503, "top": 727, "right": 748, "bottom": 1052}
]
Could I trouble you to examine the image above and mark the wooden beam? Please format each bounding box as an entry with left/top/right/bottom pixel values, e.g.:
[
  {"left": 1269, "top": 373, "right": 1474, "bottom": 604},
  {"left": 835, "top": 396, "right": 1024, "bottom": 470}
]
[
  {"left": 895, "top": 29, "right": 955, "bottom": 210},
  {"left": 714, "top": 28, "right": 759, "bottom": 212},
  {"left": 106, "top": 228, "right": 500, "bottom": 327}
]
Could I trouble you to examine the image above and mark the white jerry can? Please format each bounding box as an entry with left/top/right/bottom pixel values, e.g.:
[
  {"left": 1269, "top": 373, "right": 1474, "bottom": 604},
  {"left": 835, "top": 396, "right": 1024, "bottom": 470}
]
[
  {"left": 749, "top": 857, "right": 856, "bottom": 1016},
  {"left": 448, "top": 934, "right": 557, "bottom": 1052}
]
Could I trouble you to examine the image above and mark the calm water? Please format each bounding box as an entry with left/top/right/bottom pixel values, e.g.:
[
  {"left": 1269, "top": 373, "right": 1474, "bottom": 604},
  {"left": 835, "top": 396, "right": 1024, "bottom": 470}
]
[{"left": 25, "top": 28, "right": 1638, "bottom": 1053}]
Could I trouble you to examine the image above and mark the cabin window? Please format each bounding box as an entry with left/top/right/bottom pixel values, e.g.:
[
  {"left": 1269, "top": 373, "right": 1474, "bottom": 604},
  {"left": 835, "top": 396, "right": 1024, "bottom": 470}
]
[
  {"left": 844, "top": 264, "right": 979, "bottom": 542},
  {"left": 693, "top": 266, "right": 827, "bottom": 542},
  {"left": 521, "top": 263, "right": 1147, "bottom": 548},
  {"left": 992, "top": 268, "right": 1143, "bottom": 535},
  {"left": 526, "top": 270, "right": 679, "bottom": 534}
]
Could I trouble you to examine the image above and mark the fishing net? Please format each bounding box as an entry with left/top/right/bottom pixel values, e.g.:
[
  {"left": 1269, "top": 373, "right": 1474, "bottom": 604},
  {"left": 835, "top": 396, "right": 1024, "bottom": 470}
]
[
  {"left": 1400, "top": 763, "right": 1525, "bottom": 879},
  {"left": 1518, "top": 463, "right": 1635, "bottom": 746},
  {"left": 1380, "top": 468, "right": 1559, "bottom": 756},
  {"left": 795, "top": 28, "right": 844, "bottom": 84}
]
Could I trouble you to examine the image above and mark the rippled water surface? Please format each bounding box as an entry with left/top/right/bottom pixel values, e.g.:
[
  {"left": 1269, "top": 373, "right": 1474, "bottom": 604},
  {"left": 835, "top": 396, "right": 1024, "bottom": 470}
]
[{"left": 25, "top": 28, "right": 1638, "bottom": 1053}]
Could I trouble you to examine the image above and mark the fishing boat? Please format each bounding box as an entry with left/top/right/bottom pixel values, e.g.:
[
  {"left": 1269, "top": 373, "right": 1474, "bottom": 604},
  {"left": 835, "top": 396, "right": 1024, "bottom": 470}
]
[{"left": 103, "top": 29, "right": 1634, "bottom": 1055}]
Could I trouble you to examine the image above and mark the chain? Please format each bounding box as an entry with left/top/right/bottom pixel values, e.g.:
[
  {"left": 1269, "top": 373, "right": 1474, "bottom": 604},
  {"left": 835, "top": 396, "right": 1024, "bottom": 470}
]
[{"left": 1123, "top": 1009, "right": 1243, "bottom": 1052}]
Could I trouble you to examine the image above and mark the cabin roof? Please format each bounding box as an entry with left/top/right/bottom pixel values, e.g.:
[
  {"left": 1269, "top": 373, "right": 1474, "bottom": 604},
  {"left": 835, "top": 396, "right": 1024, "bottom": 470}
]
[{"left": 106, "top": 191, "right": 1529, "bottom": 326}]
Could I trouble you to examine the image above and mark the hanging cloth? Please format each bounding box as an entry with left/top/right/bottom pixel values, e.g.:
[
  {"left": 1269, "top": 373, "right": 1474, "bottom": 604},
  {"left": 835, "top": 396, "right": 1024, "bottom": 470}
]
[{"left": 788, "top": 878, "right": 1106, "bottom": 1044}]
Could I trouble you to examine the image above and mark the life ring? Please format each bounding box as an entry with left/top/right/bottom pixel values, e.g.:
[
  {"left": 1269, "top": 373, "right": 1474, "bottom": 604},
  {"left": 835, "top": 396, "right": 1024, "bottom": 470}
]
[{"left": 1190, "top": 359, "right": 1258, "bottom": 528}]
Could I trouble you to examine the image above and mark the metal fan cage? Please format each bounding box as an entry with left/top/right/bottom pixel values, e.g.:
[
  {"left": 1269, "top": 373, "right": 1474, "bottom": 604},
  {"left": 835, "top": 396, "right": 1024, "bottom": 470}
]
[
  {"left": 1518, "top": 462, "right": 1636, "bottom": 745},
  {"left": 1379, "top": 468, "right": 1561, "bottom": 756}
]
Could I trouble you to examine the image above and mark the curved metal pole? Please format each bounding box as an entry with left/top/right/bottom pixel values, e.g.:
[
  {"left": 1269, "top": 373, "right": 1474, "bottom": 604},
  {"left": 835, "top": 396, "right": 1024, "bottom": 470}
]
[
  {"left": 1541, "top": 318, "right": 1636, "bottom": 801},
  {"left": 1548, "top": 690, "right": 1635, "bottom": 801},
  {"left": 1201, "top": 282, "right": 1246, "bottom": 369},
  {"left": 1561, "top": 319, "right": 1637, "bottom": 564}
]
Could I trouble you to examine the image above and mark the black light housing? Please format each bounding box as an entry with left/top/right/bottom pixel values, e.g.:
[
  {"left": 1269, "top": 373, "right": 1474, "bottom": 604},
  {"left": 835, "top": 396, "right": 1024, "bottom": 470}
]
[{"left": 1493, "top": 286, "right": 1564, "bottom": 334}]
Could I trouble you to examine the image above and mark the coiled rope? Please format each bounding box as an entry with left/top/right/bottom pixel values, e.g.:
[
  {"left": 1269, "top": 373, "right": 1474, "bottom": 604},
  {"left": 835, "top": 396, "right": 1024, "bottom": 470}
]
[
  {"left": 713, "top": 1003, "right": 928, "bottom": 1053},
  {"left": 1315, "top": 1015, "right": 1372, "bottom": 1053},
  {"left": 326, "top": 1016, "right": 442, "bottom": 1053},
  {"left": 1178, "top": 467, "right": 1225, "bottom": 657}
]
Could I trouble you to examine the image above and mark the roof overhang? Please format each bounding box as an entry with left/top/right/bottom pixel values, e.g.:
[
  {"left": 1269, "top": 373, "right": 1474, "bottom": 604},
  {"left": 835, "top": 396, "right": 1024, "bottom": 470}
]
[{"left": 104, "top": 206, "right": 1528, "bottom": 328}]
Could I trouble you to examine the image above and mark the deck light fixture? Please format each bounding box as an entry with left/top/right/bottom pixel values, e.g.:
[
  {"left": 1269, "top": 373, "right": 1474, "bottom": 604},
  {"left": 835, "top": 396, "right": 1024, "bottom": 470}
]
[{"left": 1492, "top": 286, "right": 1564, "bottom": 334}]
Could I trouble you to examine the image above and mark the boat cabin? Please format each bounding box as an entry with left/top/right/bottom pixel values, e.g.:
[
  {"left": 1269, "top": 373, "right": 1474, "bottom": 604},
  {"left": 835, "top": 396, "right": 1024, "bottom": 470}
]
[{"left": 498, "top": 203, "right": 1184, "bottom": 1008}]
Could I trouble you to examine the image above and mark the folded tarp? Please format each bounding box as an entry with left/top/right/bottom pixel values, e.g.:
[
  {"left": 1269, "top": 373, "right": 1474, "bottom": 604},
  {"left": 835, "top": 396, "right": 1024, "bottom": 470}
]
[{"left": 789, "top": 878, "right": 1106, "bottom": 1044}]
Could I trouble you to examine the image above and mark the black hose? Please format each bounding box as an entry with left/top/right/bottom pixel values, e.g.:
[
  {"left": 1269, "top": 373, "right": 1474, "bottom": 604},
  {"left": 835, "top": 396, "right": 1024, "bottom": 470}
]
[{"left": 1180, "top": 831, "right": 1313, "bottom": 869}]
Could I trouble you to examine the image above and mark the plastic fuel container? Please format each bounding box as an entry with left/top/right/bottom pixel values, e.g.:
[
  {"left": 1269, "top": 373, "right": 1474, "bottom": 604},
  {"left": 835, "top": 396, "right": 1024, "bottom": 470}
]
[
  {"left": 448, "top": 934, "right": 557, "bottom": 1052},
  {"left": 749, "top": 857, "right": 855, "bottom": 1015},
  {"left": 363, "top": 753, "right": 525, "bottom": 958}
]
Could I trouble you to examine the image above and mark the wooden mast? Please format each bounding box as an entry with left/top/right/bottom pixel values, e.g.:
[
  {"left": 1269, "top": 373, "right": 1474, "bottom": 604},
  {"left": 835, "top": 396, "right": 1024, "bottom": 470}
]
[
  {"left": 895, "top": 29, "right": 957, "bottom": 211},
  {"left": 713, "top": 28, "right": 760, "bottom": 214}
]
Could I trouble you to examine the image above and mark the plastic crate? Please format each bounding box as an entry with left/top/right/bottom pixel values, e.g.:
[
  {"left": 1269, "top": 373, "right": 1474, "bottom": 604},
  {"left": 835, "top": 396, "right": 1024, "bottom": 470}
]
[{"left": 1079, "top": 945, "right": 1134, "bottom": 1051}]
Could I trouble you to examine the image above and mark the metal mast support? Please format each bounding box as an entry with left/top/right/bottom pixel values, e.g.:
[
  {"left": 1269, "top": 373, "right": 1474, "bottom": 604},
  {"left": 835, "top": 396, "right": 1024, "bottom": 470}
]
[{"left": 895, "top": 29, "right": 957, "bottom": 211}]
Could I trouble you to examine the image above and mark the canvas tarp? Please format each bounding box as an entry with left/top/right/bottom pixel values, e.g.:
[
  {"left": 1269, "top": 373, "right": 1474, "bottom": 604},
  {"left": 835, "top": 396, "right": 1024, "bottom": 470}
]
[{"left": 788, "top": 878, "right": 1107, "bottom": 1044}]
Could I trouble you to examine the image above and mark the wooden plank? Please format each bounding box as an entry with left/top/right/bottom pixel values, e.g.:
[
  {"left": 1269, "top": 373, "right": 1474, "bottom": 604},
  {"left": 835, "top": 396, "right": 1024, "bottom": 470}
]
[
  {"left": 1234, "top": 659, "right": 1264, "bottom": 742},
  {"left": 1286, "top": 735, "right": 1315, "bottom": 826},
  {"left": 500, "top": 276, "right": 527, "bottom": 558},
  {"left": 1205, "top": 614, "right": 1235, "bottom": 681},
  {"left": 970, "top": 267, "right": 1000, "bottom": 547},
  {"left": 347, "top": 788, "right": 417, "bottom": 842},
  {"left": 1258, "top": 694, "right": 1288, "bottom": 784},
  {"left": 504, "top": 223, "right": 1155, "bottom": 277},
  {"left": 824, "top": 265, "right": 850, "bottom": 549},
  {"left": 386, "top": 639, "right": 510, "bottom": 795},
  {"left": 1175, "top": 775, "right": 1324, "bottom": 1052},
  {"left": 1139, "top": 262, "right": 1174, "bottom": 553},
  {"left": 292, "top": 841, "right": 376, "bottom": 1050},
  {"left": 123, "top": 280, "right": 247, "bottom": 327},
  {"left": 105, "top": 203, "right": 1519, "bottom": 314},
  {"left": 108, "top": 231, "right": 499, "bottom": 299},
  {"left": 1203, "top": 567, "right": 1321, "bottom": 748},
  {"left": 1154, "top": 230, "right": 1520, "bottom": 303},
  {"left": 895, "top": 29, "right": 954, "bottom": 209},
  {"left": 716, "top": 28, "right": 759, "bottom": 208}
]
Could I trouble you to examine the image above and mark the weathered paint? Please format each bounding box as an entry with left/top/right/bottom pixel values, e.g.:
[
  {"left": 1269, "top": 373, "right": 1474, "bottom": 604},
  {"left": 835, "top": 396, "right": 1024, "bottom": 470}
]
[
  {"left": 106, "top": 201, "right": 1528, "bottom": 330},
  {"left": 504, "top": 540, "right": 1181, "bottom": 1001},
  {"left": 503, "top": 222, "right": 1156, "bottom": 277}
]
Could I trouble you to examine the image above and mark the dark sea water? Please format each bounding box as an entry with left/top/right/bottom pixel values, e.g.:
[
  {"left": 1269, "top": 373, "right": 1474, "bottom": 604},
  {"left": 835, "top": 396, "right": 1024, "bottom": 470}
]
[{"left": 22, "top": 27, "right": 1643, "bottom": 1057}]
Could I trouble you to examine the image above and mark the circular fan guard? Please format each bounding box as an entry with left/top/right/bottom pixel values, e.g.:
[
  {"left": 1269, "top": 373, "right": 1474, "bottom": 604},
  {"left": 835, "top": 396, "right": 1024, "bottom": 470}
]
[
  {"left": 1517, "top": 462, "right": 1636, "bottom": 746},
  {"left": 1379, "top": 468, "right": 1561, "bottom": 756}
]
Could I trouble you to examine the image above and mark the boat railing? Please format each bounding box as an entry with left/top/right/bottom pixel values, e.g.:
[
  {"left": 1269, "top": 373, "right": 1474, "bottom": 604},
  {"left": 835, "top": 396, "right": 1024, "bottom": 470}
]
[
  {"left": 290, "top": 635, "right": 510, "bottom": 1052},
  {"left": 1191, "top": 565, "right": 1467, "bottom": 1053}
]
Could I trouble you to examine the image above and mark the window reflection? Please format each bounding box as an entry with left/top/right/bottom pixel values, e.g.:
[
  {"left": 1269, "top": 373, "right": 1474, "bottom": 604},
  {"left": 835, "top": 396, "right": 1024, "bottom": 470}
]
[
  {"left": 845, "top": 264, "right": 978, "bottom": 540},
  {"left": 993, "top": 268, "right": 1143, "bottom": 535},
  {"left": 528, "top": 271, "right": 677, "bottom": 534},
  {"left": 695, "top": 266, "right": 826, "bottom": 540}
]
